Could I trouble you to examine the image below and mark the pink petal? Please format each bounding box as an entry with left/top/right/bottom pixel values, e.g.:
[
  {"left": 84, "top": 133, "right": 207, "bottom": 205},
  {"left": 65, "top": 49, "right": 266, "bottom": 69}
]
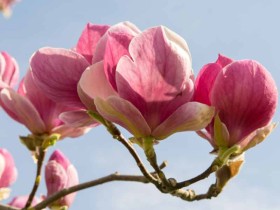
[
  {"left": 57, "top": 110, "right": 97, "bottom": 138},
  {"left": 30, "top": 47, "right": 90, "bottom": 108},
  {"left": 215, "top": 54, "right": 234, "bottom": 68},
  {"left": 239, "top": 123, "right": 277, "bottom": 151},
  {"left": 0, "top": 88, "right": 46, "bottom": 134},
  {"left": 76, "top": 23, "right": 110, "bottom": 63},
  {"left": 193, "top": 63, "right": 222, "bottom": 105},
  {"left": 62, "top": 165, "right": 78, "bottom": 207},
  {"left": 196, "top": 130, "right": 214, "bottom": 145},
  {"left": 211, "top": 60, "right": 278, "bottom": 143},
  {"left": 66, "top": 165, "right": 78, "bottom": 188},
  {"left": 152, "top": 102, "right": 215, "bottom": 140},
  {"left": 93, "top": 21, "right": 141, "bottom": 64},
  {"left": 19, "top": 71, "right": 68, "bottom": 131},
  {"left": 103, "top": 22, "right": 140, "bottom": 90},
  {"left": 78, "top": 61, "right": 117, "bottom": 109},
  {"left": 0, "top": 52, "right": 19, "bottom": 89},
  {"left": 0, "top": 155, "right": 4, "bottom": 179},
  {"left": 59, "top": 110, "right": 98, "bottom": 128},
  {"left": 46, "top": 150, "right": 78, "bottom": 208},
  {"left": 95, "top": 96, "right": 151, "bottom": 137},
  {"left": 45, "top": 161, "right": 68, "bottom": 196},
  {"left": 0, "top": 148, "right": 17, "bottom": 188},
  {"left": 49, "top": 150, "right": 70, "bottom": 170},
  {"left": 193, "top": 54, "right": 233, "bottom": 105},
  {"left": 52, "top": 124, "right": 91, "bottom": 139},
  {"left": 116, "top": 26, "right": 193, "bottom": 129},
  {"left": 0, "top": 53, "right": 5, "bottom": 74}
]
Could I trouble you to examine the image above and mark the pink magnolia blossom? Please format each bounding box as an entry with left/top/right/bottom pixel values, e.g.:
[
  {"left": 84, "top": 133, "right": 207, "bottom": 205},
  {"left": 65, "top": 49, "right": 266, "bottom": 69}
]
[
  {"left": 30, "top": 23, "right": 112, "bottom": 127},
  {"left": 0, "top": 70, "right": 91, "bottom": 139},
  {"left": 31, "top": 23, "right": 110, "bottom": 109},
  {"left": 0, "top": 148, "right": 17, "bottom": 201},
  {"left": 78, "top": 24, "right": 215, "bottom": 140},
  {"left": 194, "top": 55, "right": 278, "bottom": 152},
  {"left": 0, "top": 51, "right": 19, "bottom": 90},
  {"left": 30, "top": 22, "right": 142, "bottom": 126},
  {"left": 8, "top": 195, "right": 42, "bottom": 208},
  {"left": 45, "top": 150, "right": 78, "bottom": 209}
]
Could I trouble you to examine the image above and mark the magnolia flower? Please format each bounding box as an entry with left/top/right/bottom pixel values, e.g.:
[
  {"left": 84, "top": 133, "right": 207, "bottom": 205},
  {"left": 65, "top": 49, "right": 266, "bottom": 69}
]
[
  {"left": 30, "top": 23, "right": 111, "bottom": 109},
  {"left": 30, "top": 23, "right": 112, "bottom": 127},
  {"left": 0, "top": 51, "right": 19, "bottom": 90},
  {"left": 79, "top": 24, "right": 215, "bottom": 140},
  {"left": 8, "top": 195, "right": 42, "bottom": 208},
  {"left": 45, "top": 150, "right": 78, "bottom": 209},
  {"left": 29, "top": 22, "right": 142, "bottom": 126},
  {"left": 0, "top": 0, "right": 18, "bottom": 17},
  {"left": 194, "top": 55, "right": 278, "bottom": 153},
  {"left": 0, "top": 148, "right": 17, "bottom": 201},
  {"left": 0, "top": 70, "right": 91, "bottom": 141}
]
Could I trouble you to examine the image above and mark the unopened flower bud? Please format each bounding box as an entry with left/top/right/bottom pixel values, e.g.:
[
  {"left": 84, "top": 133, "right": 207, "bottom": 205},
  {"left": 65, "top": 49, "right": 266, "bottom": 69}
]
[
  {"left": 195, "top": 55, "right": 277, "bottom": 154},
  {"left": 45, "top": 150, "right": 78, "bottom": 209}
]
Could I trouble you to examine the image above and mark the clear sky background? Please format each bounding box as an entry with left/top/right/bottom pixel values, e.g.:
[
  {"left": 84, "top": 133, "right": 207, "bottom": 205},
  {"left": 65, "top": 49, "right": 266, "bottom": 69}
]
[{"left": 0, "top": 0, "right": 279, "bottom": 210}]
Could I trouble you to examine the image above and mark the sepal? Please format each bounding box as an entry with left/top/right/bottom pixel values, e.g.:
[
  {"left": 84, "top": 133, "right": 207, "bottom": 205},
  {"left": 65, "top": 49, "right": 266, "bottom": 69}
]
[{"left": 216, "top": 153, "right": 244, "bottom": 189}]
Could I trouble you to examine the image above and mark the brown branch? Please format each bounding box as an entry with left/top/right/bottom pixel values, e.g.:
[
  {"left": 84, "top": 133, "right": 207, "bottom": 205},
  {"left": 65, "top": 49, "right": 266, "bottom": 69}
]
[
  {"left": 87, "top": 111, "right": 225, "bottom": 201},
  {"left": 23, "top": 148, "right": 46, "bottom": 209},
  {"left": 144, "top": 147, "right": 171, "bottom": 191},
  {"left": 32, "top": 173, "right": 150, "bottom": 210},
  {"left": 171, "top": 183, "right": 222, "bottom": 201},
  {"left": 115, "top": 133, "right": 159, "bottom": 185},
  {"left": 0, "top": 204, "right": 19, "bottom": 210},
  {"left": 174, "top": 160, "right": 219, "bottom": 189},
  {"left": 88, "top": 112, "right": 159, "bottom": 186}
]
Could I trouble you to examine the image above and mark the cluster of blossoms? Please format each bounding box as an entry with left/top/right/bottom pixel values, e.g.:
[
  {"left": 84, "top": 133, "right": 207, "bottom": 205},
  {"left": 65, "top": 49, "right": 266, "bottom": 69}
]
[{"left": 0, "top": 21, "right": 278, "bottom": 209}]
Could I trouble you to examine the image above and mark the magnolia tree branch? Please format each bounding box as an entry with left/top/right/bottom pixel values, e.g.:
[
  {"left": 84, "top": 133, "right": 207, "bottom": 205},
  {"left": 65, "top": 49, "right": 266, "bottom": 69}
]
[
  {"left": 89, "top": 112, "right": 160, "bottom": 186},
  {"left": 32, "top": 173, "right": 150, "bottom": 210},
  {"left": 0, "top": 204, "right": 19, "bottom": 210},
  {"left": 23, "top": 148, "right": 46, "bottom": 209},
  {"left": 29, "top": 171, "right": 221, "bottom": 210},
  {"left": 174, "top": 160, "right": 219, "bottom": 189},
  {"left": 172, "top": 182, "right": 222, "bottom": 201},
  {"left": 89, "top": 112, "right": 223, "bottom": 193},
  {"left": 144, "top": 145, "right": 171, "bottom": 190},
  {"left": 114, "top": 134, "right": 160, "bottom": 185},
  {"left": 0, "top": 171, "right": 222, "bottom": 210}
]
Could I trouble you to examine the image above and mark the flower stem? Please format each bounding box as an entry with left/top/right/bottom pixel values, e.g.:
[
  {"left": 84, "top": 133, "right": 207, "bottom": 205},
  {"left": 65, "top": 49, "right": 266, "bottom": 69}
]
[
  {"left": 174, "top": 159, "right": 219, "bottom": 189},
  {"left": 143, "top": 139, "right": 171, "bottom": 191},
  {"left": 24, "top": 147, "right": 46, "bottom": 209},
  {"left": 88, "top": 111, "right": 159, "bottom": 186}
]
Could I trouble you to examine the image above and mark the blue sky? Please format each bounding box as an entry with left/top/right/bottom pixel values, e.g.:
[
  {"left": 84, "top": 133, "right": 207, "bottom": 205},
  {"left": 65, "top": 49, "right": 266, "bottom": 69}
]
[{"left": 0, "top": 0, "right": 279, "bottom": 210}]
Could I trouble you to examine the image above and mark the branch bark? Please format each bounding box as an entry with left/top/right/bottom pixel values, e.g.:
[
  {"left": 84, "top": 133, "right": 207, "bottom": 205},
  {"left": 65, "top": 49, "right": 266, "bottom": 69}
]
[
  {"left": 88, "top": 112, "right": 160, "bottom": 186},
  {"left": 174, "top": 160, "right": 219, "bottom": 189},
  {"left": 0, "top": 204, "right": 19, "bottom": 210},
  {"left": 32, "top": 173, "right": 149, "bottom": 210},
  {"left": 23, "top": 148, "right": 46, "bottom": 209}
]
